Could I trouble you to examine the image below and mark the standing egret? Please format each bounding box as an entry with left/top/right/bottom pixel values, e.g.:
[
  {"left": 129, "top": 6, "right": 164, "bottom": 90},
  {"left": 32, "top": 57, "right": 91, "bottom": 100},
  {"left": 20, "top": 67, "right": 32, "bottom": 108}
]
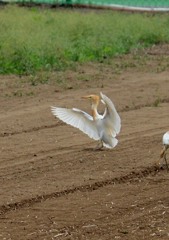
[
  {"left": 51, "top": 92, "right": 121, "bottom": 149},
  {"left": 159, "top": 131, "right": 169, "bottom": 170}
]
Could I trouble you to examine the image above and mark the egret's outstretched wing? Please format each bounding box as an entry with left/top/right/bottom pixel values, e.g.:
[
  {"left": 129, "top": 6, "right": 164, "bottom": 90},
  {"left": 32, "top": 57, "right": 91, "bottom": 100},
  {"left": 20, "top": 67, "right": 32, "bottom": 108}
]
[
  {"left": 100, "top": 92, "right": 121, "bottom": 136},
  {"left": 51, "top": 107, "right": 100, "bottom": 140}
]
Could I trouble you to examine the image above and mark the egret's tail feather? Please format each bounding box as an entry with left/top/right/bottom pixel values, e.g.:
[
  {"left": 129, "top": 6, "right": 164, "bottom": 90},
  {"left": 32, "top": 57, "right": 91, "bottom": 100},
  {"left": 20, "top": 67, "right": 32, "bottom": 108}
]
[{"left": 103, "top": 138, "right": 118, "bottom": 149}]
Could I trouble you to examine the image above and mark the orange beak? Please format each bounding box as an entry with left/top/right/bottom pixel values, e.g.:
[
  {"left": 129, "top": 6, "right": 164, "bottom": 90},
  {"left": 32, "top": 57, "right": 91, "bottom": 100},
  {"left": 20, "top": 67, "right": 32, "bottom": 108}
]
[{"left": 81, "top": 95, "right": 90, "bottom": 99}]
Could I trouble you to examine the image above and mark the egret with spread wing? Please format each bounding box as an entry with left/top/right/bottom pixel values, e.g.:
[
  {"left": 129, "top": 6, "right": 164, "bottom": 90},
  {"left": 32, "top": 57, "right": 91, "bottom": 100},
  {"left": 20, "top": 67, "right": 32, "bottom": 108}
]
[
  {"left": 159, "top": 131, "right": 169, "bottom": 170},
  {"left": 51, "top": 92, "right": 121, "bottom": 149}
]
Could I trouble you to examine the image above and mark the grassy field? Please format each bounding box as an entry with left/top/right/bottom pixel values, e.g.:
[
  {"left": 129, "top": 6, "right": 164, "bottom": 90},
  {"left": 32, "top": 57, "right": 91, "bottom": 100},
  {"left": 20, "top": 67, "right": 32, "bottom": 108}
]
[
  {"left": 4, "top": 0, "right": 169, "bottom": 7},
  {"left": 0, "top": 5, "right": 169, "bottom": 75}
]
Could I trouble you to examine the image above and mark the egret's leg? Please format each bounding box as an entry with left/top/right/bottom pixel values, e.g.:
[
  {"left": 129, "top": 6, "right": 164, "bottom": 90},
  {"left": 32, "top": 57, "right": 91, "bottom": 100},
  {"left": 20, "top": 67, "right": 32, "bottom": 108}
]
[
  {"left": 158, "top": 157, "right": 163, "bottom": 168},
  {"left": 158, "top": 146, "right": 167, "bottom": 168},
  {"left": 164, "top": 153, "right": 169, "bottom": 171},
  {"left": 94, "top": 141, "right": 103, "bottom": 150},
  {"left": 157, "top": 157, "right": 161, "bottom": 168}
]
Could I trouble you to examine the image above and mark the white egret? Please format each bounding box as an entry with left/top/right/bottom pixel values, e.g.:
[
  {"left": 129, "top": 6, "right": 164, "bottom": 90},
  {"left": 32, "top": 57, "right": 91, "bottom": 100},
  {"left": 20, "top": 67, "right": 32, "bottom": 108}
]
[
  {"left": 51, "top": 92, "right": 121, "bottom": 149},
  {"left": 159, "top": 131, "right": 169, "bottom": 170}
]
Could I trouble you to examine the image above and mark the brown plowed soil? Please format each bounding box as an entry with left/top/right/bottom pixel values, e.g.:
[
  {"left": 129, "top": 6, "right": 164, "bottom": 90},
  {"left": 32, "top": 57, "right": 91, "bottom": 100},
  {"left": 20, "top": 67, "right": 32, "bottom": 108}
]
[{"left": 1, "top": 44, "right": 169, "bottom": 240}]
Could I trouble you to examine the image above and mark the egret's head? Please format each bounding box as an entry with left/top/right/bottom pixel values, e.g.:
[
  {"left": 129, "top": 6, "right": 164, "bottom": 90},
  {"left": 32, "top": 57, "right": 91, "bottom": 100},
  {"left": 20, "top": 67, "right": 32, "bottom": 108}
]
[{"left": 82, "top": 94, "right": 100, "bottom": 105}]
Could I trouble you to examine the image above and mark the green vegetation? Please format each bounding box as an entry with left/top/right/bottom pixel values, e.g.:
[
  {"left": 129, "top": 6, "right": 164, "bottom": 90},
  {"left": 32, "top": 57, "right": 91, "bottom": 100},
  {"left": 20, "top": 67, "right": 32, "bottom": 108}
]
[
  {"left": 0, "top": 5, "right": 169, "bottom": 75},
  {"left": 5, "top": 0, "right": 169, "bottom": 8}
]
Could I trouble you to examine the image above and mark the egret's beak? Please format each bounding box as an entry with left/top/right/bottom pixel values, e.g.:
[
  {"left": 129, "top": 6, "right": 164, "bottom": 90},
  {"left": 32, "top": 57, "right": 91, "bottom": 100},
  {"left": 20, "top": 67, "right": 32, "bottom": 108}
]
[{"left": 81, "top": 95, "right": 90, "bottom": 100}]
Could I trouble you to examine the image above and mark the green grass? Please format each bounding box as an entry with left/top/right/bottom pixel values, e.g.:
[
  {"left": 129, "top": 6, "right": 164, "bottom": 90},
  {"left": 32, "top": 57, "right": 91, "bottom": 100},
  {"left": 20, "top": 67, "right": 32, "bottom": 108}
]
[
  {"left": 0, "top": 5, "right": 169, "bottom": 75},
  {"left": 6, "top": 0, "right": 169, "bottom": 7}
]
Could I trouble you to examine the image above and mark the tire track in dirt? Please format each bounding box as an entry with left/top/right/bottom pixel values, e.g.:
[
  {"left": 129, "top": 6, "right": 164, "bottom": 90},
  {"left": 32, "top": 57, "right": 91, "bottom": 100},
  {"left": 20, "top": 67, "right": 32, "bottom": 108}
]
[
  {"left": 0, "top": 164, "right": 164, "bottom": 216},
  {"left": 0, "top": 123, "right": 165, "bottom": 181},
  {"left": 0, "top": 124, "right": 166, "bottom": 168},
  {"left": 0, "top": 122, "right": 64, "bottom": 137},
  {"left": 122, "top": 97, "right": 169, "bottom": 112},
  {"left": 1, "top": 97, "right": 169, "bottom": 138}
]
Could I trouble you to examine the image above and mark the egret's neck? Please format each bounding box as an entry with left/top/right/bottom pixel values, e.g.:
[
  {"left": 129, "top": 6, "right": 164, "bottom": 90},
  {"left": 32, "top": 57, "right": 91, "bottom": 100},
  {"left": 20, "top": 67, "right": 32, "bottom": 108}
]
[{"left": 91, "top": 103, "right": 99, "bottom": 120}]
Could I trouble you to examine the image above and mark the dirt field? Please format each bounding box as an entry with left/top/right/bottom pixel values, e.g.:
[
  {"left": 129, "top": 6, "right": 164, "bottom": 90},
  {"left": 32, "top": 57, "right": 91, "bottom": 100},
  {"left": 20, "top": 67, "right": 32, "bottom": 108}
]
[{"left": 1, "top": 44, "right": 169, "bottom": 240}]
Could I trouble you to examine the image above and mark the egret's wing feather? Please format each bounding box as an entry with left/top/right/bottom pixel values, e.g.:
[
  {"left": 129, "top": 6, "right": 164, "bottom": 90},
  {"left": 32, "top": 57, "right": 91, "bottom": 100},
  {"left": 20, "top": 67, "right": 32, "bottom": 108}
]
[
  {"left": 51, "top": 107, "right": 99, "bottom": 140},
  {"left": 100, "top": 92, "right": 121, "bottom": 136}
]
